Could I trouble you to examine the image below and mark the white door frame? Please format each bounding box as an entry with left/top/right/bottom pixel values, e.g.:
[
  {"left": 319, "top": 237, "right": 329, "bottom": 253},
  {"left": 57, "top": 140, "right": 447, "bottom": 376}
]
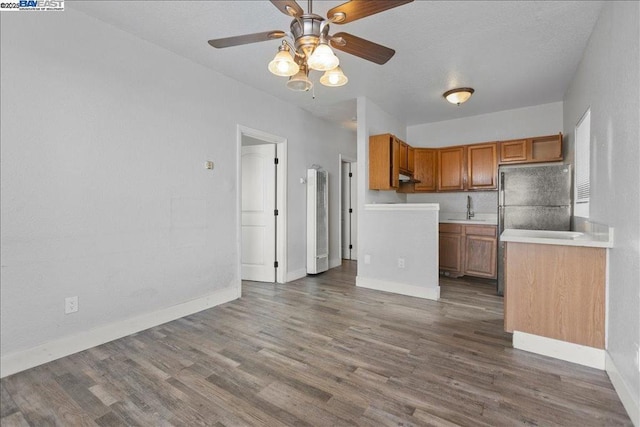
[
  {"left": 237, "top": 125, "right": 287, "bottom": 288},
  {"left": 339, "top": 154, "right": 356, "bottom": 262}
]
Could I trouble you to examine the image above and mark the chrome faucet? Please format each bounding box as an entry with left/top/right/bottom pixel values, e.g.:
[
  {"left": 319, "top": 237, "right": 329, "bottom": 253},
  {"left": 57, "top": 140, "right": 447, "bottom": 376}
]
[{"left": 466, "top": 195, "right": 475, "bottom": 220}]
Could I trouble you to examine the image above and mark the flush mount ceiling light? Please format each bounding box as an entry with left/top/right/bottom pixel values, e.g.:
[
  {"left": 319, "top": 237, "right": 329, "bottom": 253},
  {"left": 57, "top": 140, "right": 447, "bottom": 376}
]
[
  {"left": 443, "top": 87, "right": 475, "bottom": 105},
  {"left": 208, "top": 0, "right": 415, "bottom": 93}
]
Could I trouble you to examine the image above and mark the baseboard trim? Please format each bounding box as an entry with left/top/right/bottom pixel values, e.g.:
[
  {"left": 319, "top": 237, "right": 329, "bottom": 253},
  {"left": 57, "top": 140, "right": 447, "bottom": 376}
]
[
  {"left": 513, "top": 331, "right": 605, "bottom": 369},
  {"left": 0, "top": 285, "right": 240, "bottom": 378},
  {"left": 356, "top": 276, "right": 440, "bottom": 301},
  {"left": 606, "top": 351, "right": 640, "bottom": 426}
]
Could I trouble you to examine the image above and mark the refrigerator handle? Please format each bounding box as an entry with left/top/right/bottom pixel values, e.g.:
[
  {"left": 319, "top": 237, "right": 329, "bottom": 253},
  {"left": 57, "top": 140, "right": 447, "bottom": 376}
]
[{"left": 499, "top": 171, "right": 505, "bottom": 206}]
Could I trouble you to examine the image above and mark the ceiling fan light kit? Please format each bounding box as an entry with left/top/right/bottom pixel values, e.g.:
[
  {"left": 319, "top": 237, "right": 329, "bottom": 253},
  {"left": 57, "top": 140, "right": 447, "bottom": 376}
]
[
  {"left": 443, "top": 87, "right": 475, "bottom": 105},
  {"left": 208, "top": 0, "right": 414, "bottom": 93}
]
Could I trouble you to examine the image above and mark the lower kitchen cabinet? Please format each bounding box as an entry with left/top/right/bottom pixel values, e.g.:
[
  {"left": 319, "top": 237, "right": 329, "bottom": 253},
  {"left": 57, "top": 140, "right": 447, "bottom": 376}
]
[
  {"left": 439, "top": 224, "right": 463, "bottom": 274},
  {"left": 439, "top": 223, "right": 497, "bottom": 279},
  {"left": 464, "top": 226, "right": 497, "bottom": 278}
]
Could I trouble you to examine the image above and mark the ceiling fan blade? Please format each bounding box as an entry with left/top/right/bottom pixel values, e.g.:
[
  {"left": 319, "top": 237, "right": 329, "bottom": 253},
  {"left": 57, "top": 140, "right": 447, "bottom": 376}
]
[
  {"left": 328, "top": 0, "right": 413, "bottom": 24},
  {"left": 270, "top": 0, "right": 304, "bottom": 17},
  {"left": 208, "top": 31, "right": 286, "bottom": 48},
  {"left": 330, "top": 32, "right": 395, "bottom": 64}
]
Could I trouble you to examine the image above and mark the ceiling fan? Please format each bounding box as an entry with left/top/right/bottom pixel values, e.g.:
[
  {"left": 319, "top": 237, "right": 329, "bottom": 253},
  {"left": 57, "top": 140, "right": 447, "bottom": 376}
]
[{"left": 208, "top": 0, "right": 414, "bottom": 91}]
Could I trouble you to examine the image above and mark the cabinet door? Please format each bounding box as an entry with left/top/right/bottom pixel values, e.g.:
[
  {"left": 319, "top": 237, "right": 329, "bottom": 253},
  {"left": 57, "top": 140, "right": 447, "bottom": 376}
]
[
  {"left": 464, "top": 235, "right": 497, "bottom": 278},
  {"left": 439, "top": 233, "right": 463, "bottom": 273},
  {"left": 407, "top": 146, "right": 415, "bottom": 174},
  {"left": 499, "top": 139, "right": 528, "bottom": 163},
  {"left": 437, "top": 147, "right": 465, "bottom": 191},
  {"left": 398, "top": 141, "right": 409, "bottom": 172},
  {"left": 414, "top": 148, "right": 437, "bottom": 192},
  {"left": 531, "top": 134, "right": 563, "bottom": 162},
  {"left": 369, "top": 134, "right": 399, "bottom": 190},
  {"left": 467, "top": 143, "right": 497, "bottom": 190},
  {"left": 391, "top": 137, "right": 400, "bottom": 188}
]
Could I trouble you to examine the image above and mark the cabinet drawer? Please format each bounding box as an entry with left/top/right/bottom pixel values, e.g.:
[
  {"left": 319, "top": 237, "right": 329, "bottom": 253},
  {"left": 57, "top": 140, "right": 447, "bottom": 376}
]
[
  {"left": 439, "top": 223, "right": 463, "bottom": 234},
  {"left": 465, "top": 225, "right": 497, "bottom": 237}
]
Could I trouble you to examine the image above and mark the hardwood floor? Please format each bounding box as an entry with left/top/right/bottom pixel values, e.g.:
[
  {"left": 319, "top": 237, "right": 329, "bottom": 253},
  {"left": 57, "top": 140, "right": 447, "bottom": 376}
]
[{"left": 1, "top": 261, "right": 632, "bottom": 426}]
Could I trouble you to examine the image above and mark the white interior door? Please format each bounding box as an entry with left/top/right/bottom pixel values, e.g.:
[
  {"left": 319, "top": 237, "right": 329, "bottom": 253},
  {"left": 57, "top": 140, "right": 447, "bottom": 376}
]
[
  {"left": 241, "top": 144, "right": 276, "bottom": 282},
  {"left": 341, "top": 161, "right": 357, "bottom": 260}
]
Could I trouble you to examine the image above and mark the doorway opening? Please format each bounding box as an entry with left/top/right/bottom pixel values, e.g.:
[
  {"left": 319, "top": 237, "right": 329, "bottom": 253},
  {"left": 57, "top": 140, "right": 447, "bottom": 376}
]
[
  {"left": 238, "top": 125, "right": 287, "bottom": 285},
  {"left": 340, "top": 156, "right": 357, "bottom": 261}
]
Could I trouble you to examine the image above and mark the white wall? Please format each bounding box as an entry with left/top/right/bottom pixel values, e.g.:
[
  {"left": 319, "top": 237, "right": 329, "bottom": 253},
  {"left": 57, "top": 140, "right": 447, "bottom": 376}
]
[
  {"left": 405, "top": 102, "right": 564, "bottom": 214},
  {"left": 0, "top": 8, "right": 355, "bottom": 372},
  {"left": 406, "top": 102, "right": 564, "bottom": 148},
  {"left": 562, "top": 2, "right": 640, "bottom": 423}
]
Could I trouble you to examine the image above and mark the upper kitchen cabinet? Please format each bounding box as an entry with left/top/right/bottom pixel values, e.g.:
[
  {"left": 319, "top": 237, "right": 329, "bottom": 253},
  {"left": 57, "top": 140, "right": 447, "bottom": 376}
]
[
  {"left": 499, "top": 133, "right": 563, "bottom": 164},
  {"left": 413, "top": 148, "right": 437, "bottom": 192},
  {"left": 398, "top": 141, "right": 415, "bottom": 176},
  {"left": 467, "top": 143, "right": 498, "bottom": 190},
  {"left": 437, "top": 146, "right": 466, "bottom": 191},
  {"left": 369, "top": 133, "right": 401, "bottom": 190}
]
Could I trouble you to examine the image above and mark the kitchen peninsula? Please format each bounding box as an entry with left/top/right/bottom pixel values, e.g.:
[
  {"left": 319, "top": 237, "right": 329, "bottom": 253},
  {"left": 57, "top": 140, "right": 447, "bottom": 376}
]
[{"left": 502, "top": 223, "right": 614, "bottom": 368}]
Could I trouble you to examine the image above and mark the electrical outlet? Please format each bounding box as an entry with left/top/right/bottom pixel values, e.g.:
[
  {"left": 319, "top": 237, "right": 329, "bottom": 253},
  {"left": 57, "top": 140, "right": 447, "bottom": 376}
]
[
  {"left": 364, "top": 254, "right": 371, "bottom": 264},
  {"left": 398, "top": 258, "right": 405, "bottom": 268},
  {"left": 65, "top": 296, "right": 78, "bottom": 314}
]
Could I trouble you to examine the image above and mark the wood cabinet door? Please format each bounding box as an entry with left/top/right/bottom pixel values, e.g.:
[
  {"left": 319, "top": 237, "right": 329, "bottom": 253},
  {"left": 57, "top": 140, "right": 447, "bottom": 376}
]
[
  {"left": 391, "top": 137, "right": 400, "bottom": 188},
  {"left": 531, "top": 134, "right": 563, "bottom": 162},
  {"left": 407, "top": 146, "right": 415, "bottom": 174},
  {"left": 464, "top": 235, "right": 497, "bottom": 278},
  {"left": 499, "top": 139, "right": 528, "bottom": 163},
  {"left": 398, "top": 141, "right": 409, "bottom": 172},
  {"left": 369, "top": 134, "right": 399, "bottom": 190},
  {"left": 439, "top": 233, "right": 463, "bottom": 273},
  {"left": 467, "top": 143, "right": 497, "bottom": 190},
  {"left": 437, "top": 147, "right": 465, "bottom": 191},
  {"left": 414, "top": 148, "right": 437, "bottom": 192}
]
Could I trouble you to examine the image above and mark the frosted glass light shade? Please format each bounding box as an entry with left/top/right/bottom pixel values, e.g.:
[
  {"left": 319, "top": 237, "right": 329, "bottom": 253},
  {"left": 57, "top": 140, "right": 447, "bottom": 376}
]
[
  {"left": 320, "top": 66, "right": 348, "bottom": 87},
  {"left": 443, "top": 87, "right": 475, "bottom": 105},
  {"left": 268, "top": 50, "right": 299, "bottom": 76},
  {"left": 286, "top": 69, "right": 313, "bottom": 91},
  {"left": 307, "top": 43, "right": 339, "bottom": 71}
]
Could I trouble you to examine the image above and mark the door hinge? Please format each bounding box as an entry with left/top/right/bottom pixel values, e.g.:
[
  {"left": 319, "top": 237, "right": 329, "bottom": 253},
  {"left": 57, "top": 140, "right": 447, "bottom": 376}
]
[
  {"left": 274, "top": 157, "right": 279, "bottom": 165},
  {"left": 274, "top": 261, "right": 279, "bottom": 268},
  {"left": 349, "top": 244, "right": 353, "bottom": 249},
  {"left": 274, "top": 209, "right": 279, "bottom": 216},
  {"left": 349, "top": 172, "right": 353, "bottom": 177},
  {"left": 348, "top": 208, "right": 353, "bottom": 213}
]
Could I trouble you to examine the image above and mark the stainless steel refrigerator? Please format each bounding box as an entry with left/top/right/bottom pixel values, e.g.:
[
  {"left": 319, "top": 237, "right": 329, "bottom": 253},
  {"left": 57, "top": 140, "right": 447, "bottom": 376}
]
[{"left": 497, "top": 163, "right": 572, "bottom": 295}]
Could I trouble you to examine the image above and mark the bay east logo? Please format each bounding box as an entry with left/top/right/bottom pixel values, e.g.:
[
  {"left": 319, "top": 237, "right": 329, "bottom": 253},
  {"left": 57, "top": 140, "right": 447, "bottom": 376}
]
[{"left": 0, "top": 0, "right": 64, "bottom": 11}]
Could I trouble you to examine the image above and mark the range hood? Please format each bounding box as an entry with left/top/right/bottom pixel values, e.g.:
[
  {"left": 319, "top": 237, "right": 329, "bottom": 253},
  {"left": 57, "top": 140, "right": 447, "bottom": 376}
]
[{"left": 399, "top": 173, "right": 421, "bottom": 183}]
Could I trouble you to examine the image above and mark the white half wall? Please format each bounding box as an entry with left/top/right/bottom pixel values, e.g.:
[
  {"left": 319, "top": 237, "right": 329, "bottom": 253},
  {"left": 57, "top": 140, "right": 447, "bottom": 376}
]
[
  {"left": 0, "top": 7, "right": 355, "bottom": 374},
  {"left": 356, "top": 204, "right": 440, "bottom": 300}
]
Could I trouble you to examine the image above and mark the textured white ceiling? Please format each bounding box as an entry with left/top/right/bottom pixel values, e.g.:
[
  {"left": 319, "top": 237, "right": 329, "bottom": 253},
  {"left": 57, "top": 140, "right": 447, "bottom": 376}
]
[{"left": 69, "top": 1, "right": 603, "bottom": 127}]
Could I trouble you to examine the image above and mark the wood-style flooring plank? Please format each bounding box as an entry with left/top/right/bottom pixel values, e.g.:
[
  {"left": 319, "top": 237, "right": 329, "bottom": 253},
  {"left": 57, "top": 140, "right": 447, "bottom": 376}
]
[{"left": 0, "top": 262, "right": 632, "bottom": 426}]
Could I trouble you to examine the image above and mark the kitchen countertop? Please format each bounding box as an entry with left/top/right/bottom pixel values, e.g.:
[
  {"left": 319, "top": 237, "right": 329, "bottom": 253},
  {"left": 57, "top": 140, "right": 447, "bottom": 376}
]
[
  {"left": 500, "top": 228, "right": 613, "bottom": 248},
  {"left": 439, "top": 212, "right": 497, "bottom": 225}
]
